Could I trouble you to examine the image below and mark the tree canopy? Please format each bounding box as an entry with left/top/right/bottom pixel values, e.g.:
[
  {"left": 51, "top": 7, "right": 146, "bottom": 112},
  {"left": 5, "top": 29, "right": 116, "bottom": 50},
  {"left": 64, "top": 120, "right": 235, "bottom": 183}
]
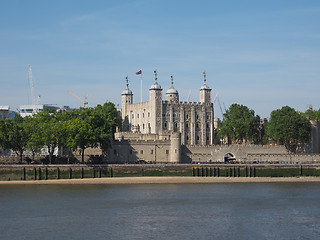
[
  {"left": 302, "top": 108, "right": 320, "bottom": 121},
  {"left": 0, "top": 102, "right": 120, "bottom": 163},
  {"left": 266, "top": 106, "right": 311, "bottom": 152},
  {"left": 218, "top": 104, "right": 261, "bottom": 144}
]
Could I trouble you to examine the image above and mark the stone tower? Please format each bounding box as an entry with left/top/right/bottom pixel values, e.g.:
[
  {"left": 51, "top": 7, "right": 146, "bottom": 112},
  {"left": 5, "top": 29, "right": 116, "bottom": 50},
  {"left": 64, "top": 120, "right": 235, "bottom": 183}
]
[
  {"left": 170, "top": 132, "right": 181, "bottom": 163},
  {"left": 121, "top": 76, "right": 133, "bottom": 131},
  {"left": 200, "top": 71, "right": 211, "bottom": 104},
  {"left": 149, "top": 70, "right": 163, "bottom": 134},
  {"left": 166, "top": 75, "right": 179, "bottom": 103}
]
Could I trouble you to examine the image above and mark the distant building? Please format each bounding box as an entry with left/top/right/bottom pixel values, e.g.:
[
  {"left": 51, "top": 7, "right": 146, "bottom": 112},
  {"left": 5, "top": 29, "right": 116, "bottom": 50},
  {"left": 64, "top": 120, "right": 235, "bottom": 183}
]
[
  {"left": 19, "top": 104, "right": 60, "bottom": 117},
  {"left": 0, "top": 106, "right": 10, "bottom": 120}
]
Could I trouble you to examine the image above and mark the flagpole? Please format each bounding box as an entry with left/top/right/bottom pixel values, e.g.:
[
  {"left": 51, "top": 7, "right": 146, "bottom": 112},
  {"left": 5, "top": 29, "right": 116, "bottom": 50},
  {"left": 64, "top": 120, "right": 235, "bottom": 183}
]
[{"left": 140, "top": 71, "right": 143, "bottom": 102}]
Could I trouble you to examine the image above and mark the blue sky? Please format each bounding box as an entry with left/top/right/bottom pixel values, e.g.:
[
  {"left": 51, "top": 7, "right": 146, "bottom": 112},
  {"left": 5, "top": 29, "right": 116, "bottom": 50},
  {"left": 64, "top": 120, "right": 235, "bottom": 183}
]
[{"left": 1, "top": 0, "right": 320, "bottom": 119}]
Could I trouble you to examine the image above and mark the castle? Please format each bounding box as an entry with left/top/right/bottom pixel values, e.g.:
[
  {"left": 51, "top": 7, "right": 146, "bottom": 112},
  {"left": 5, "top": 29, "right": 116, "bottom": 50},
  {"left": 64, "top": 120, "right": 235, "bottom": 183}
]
[
  {"left": 105, "top": 71, "right": 320, "bottom": 164},
  {"left": 107, "top": 71, "right": 215, "bottom": 163}
]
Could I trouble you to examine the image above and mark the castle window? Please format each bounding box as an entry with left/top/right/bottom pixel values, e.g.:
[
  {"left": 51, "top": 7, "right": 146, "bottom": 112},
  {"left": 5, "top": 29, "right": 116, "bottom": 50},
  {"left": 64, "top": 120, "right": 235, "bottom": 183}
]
[
  {"left": 140, "top": 150, "right": 143, "bottom": 154},
  {"left": 207, "top": 123, "right": 209, "bottom": 129},
  {"left": 207, "top": 136, "right": 209, "bottom": 141},
  {"left": 175, "top": 122, "right": 178, "bottom": 128},
  {"left": 196, "top": 123, "right": 199, "bottom": 129},
  {"left": 148, "top": 112, "right": 150, "bottom": 117},
  {"left": 207, "top": 115, "right": 209, "bottom": 120},
  {"left": 113, "top": 149, "right": 117, "bottom": 155},
  {"left": 186, "top": 135, "right": 189, "bottom": 140},
  {"left": 137, "top": 114, "right": 139, "bottom": 118},
  {"left": 132, "top": 114, "right": 134, "bottom": 119},
  {"left": 130, "top": 150, "right": 132, "bottom": 154},
  {"left": 164, "top": 122, "right": 167, "bottom": 129},
  {"left": 197, "top": 136, "right": 200, "bottom": 141},
  {"left": 186, "top": 114, "right": 189, "bottom": 119},
  {"left": 196, "top": 115, "right": 199, "bottom": 120},
  {"left": 143, "top": 113, "right": 145, "bottom": 118},
  {"left": 186, "top": 123, "right": 189, "bottom": 128},
  {"left": 143, "top": 124, "right": 145, "bottom": 129},
  {"left": 166, "top": 150, "right": 169, "bottom": 154},
  {"left": 150, "top": 150, "right": 153, "bottom": 154}
]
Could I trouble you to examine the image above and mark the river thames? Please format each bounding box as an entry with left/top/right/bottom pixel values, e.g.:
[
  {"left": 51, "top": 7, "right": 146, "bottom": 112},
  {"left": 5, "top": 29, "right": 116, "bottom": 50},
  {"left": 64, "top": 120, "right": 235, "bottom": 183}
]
[{"left": 1, "top": 183, "right": 320, "bottom": 239}]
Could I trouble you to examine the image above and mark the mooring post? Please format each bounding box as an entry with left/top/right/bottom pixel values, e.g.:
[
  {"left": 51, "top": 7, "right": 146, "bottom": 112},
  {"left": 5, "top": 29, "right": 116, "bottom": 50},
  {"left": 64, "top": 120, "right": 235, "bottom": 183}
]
[
  {"left": 39, "top": 168, "right": 41, "bottom": 180},
  {"left": 57, "top": 168, "right": 60, "bottom": 180},
  {"left": 69, "top": 168, "right": 72, "bottom": 179},
  {"left": 99, "top": 167, "right": 101, "bottom": 178},
  {"left": 23, "top": 167, "right": 26, "bottom": 181},
  {"left": 34, "top": 168, "right": 37, "bottom": 180},
  {"left": 45, "top": 167, "right": 48, "bottom": 180},
  {"left": 81, "top": 168, "right": 84, "bottom": 179}
]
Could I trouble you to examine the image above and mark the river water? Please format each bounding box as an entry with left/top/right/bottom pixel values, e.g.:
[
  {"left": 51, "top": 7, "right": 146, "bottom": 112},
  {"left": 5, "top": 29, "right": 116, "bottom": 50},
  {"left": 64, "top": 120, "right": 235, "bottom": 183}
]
[{"left": 1, "top": 183, "right": 320, "bottom": 240}]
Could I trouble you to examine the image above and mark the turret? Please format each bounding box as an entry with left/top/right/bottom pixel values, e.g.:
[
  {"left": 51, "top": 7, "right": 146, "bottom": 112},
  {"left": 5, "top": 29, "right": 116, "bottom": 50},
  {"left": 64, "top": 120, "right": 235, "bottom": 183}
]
[
  {"left": 166, "top": 75, "right": 179, "bottom": 103},
  {"left": 200, "top": 71, "right": 211, "bottom": 104},
  {"left": 121, "top": 76, "right": 133, "bottom": 130},
  {"left": 149, "top": 70, "right": 163, "bottom": 134},
  {"left": 170, "top": 132, "right": 181, "bottom": 163}
]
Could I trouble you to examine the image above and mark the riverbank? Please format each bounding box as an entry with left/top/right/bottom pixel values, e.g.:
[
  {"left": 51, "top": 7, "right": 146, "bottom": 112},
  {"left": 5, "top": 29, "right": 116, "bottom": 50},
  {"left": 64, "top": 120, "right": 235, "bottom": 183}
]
[{"left": 1, "top": 176, "right": 320, "bottom": 185}]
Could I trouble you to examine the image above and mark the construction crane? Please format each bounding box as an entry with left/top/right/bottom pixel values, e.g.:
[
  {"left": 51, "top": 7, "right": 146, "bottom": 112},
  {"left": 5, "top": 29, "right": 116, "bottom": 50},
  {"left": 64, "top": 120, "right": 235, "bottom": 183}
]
[
  {"left": 187, "top": 90, "right": 191, "bottom": 102},
  {"left": 87, "top": 94, "right": 103, "bottom": 105},
  {"left": 67, "top": 90, "right": 88, "bottom": 108},
  {"left": 217, "top": 97, "right": 225, "bottom": 121},
  {"left": 213, "top": 93, "right": 218, "bottom": 105},
  {"left": 28, "top": 64, "right": 36, "bottom": 105}
]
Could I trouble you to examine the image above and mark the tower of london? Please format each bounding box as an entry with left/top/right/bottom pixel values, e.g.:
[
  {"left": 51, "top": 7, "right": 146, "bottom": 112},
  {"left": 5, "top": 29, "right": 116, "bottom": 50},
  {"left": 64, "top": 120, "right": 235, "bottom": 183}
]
[{"left": 109, "top": 71, "right": 215, "bottom": 164}]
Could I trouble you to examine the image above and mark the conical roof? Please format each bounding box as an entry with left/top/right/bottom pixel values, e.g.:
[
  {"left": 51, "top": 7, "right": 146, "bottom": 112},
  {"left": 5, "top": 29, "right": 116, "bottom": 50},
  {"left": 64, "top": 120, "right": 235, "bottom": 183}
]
[{"left": 166, "top": 75, "right": 178, "bottom": 94}]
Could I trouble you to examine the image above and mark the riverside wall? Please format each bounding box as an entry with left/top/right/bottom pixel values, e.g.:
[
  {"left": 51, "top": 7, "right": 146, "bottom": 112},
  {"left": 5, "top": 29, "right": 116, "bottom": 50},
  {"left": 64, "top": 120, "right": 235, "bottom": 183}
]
[{"left": 1, "top": 144, "right": 320, "bottom": 165}]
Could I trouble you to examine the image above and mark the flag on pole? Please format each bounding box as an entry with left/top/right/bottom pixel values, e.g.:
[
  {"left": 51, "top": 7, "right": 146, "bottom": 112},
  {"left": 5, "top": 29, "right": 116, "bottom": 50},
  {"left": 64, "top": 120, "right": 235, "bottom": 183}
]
[{"left": 136, "top": 70, "right": 142, "bottom": 75}]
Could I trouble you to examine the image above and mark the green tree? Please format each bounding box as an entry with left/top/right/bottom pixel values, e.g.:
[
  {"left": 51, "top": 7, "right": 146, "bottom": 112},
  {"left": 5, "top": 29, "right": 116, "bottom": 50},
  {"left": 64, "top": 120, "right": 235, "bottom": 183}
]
[
  {"left": 266, "top": 106, "right": 311, "bottom": 152},
  {"left": 24, "top": 116, "right": 43, "bottom": 161},
  {"left": 0, "top": 114, "right": 30, "bottom": 163},
  {"left": 33, "top": 109, "right": 64, "bottom": 163},
  {"left": 303, "top": 108, "right": 320, "bottom": 121},
  {"left": 218, "top": 104, "right": 261, "bottom": 144},
  {"left": 92, "top": 102, "right": 121, "bottom": 155}
]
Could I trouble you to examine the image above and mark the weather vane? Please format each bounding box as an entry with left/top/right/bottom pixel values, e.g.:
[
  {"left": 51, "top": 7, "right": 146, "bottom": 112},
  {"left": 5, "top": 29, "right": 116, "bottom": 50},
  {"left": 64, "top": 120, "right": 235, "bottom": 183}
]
[
  {"left": 171, "top": 75, "right": 174, "bottom": 86},
  {"left": 154, "top": 70, "right": 158, "bottom": 81},
  {"left": 125, "top": 76, "right": 129, "bottom": 88},
  {"left": 203, "top": 70, "right": 206, "bottom": 83}
]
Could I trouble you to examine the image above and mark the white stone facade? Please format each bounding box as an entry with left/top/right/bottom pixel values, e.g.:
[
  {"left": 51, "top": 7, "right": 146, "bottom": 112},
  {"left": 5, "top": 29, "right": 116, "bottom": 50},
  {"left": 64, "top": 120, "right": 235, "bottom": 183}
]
[{"left": 120, "top": 72, "right": 214, "bottom": 149}]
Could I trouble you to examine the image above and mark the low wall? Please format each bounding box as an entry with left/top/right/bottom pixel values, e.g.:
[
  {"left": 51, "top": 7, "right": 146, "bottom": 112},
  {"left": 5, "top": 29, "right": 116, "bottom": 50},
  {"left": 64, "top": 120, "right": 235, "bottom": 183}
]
[{"left": 2, "top": 164, "right": 320, "bottom": 181}]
